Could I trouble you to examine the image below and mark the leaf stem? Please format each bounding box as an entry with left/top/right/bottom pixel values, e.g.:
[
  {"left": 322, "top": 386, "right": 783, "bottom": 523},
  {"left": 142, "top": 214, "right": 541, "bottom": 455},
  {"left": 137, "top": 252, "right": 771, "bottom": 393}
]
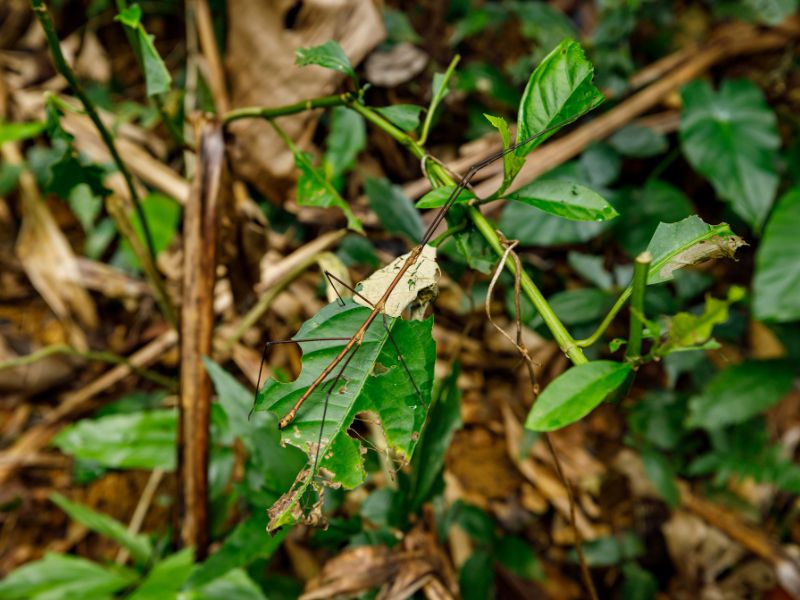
[
  {"left": 222, "top": 93, "right": 353, "bottom": 124},
  {"left": 576, "top": 289, "right": 631, "bottom": 348},
  {"left": 31, "top": 0, "right": 176, "bottom": 326},
  {"left": 625, "top": 251, "right": 651, "bottom": 361},
  {"left": 429, "top": 222, "right": 467, "bottom": 247},
  {"left": 419, "top": 55, "right": 460, "bottom": 146}
]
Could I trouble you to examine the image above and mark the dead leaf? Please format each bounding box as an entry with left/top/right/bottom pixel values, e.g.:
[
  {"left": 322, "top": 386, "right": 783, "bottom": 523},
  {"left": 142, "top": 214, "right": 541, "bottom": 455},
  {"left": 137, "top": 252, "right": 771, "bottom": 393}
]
[
  {"left": 225, "top": 0, "right": 385, "bottom": 199},
  {"left": 354, "top": 244, "right": 440, "bottom": 318},
  {"left": 365, "top": 42, "right": 429, "bottom": 87}
]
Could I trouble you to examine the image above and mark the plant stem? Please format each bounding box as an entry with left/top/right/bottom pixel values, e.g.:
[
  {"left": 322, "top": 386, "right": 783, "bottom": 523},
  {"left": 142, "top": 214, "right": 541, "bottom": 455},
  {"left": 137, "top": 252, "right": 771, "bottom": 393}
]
[
  {"left": 429, "top": 222, "right": 467, "bottom": 247},
  {"left": 577, "top": 290, "right": 630, "bottom": 348},
  {"left": 31, "top": 0, "right": 176, "bottom": 326},
  {"left": 31, "top": 0, "right": 155, "bottom": 258},
  {"left": 625, "top": 251, "right": 651, "bottom": 362},
  {"left": 223, "top": 93, "right": 352, "bottom": 124},
  {"left": 0, "top": 343, "right": 175, "bottom": 389},
  {"left": 419, "top": 54, "right": 460, "bottom": 146}
]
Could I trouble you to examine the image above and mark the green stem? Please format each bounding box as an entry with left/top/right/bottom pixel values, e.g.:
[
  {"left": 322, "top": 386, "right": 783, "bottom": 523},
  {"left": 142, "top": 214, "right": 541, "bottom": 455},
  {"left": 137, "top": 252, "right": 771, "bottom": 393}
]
[
  {"left": 576, "top": 290, "right": 630, "bottom": 348},
  {"left": 0, "top": 344, "right": 176, "bottom": 390},
  {"left": 419, "top": 55, "right": 460, "bottom": 146},
  {"left": 114, "top": 0, "right": 185, "bottom": 146},
  {"left": 31, "top": 0, "right": 155, "bottom": 259},
  {"left": 349, "top": 102, "right": 425, "bottom": 158},
  {"left": 31, "top": 0, "right": 176, "bottom": 327},
  {"left": 223, "top": 93, "right": 352, "bottom": 124},
  {"left": 625, "top": 252, "right": 651, "bottom": 362}
]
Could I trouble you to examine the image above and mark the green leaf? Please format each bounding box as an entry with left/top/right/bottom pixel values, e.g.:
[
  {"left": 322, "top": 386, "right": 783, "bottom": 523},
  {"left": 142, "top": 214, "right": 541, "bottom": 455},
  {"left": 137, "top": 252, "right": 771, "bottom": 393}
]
[
  {"left": 644, "top": 215, "right": 746, "bottom": 285},
  {"left": 46, "top": 147, "right": 108, "bottom": 199},
  {"left": 608, "top": 124, "right": 667, "bottom": 158},
  {"left": 128, "top": 549, "right": 194, "bottom": 600},
  {"left": 567, "top": 252, "right": 613, "bottom": 291},
  {"left": 0, "top": 121, "right": 45, "bottom": 146},
  {"left": 753, "top": 188, "right": 800, "bottom": 322},
  {"left": 187, "top": 514, "right": 286, "bottom": 589},
  {"left": 323, "top": 107, "right": 365, "bottom": 179},
  {"left": 687, "top": 360, "right": 795, "bottom": 430},
  {"left": 506, "top": 179, "right": 618, "bottom": 221},
  {"left": 495, "top": 536, "right": 543, "bottom": 581},
  {"left": 680, "top": 79, "right": 779, "bottom": 230},
  {"left": 374, "top": 105, "right": 424, "bottom": 132},
  {"left": 49, "top": 493, "right": 153, "bottom": 565},
  {"left": 484, "top": 114, "right": 525, "bottom": 196},
  {"left": 657, "top": 286, "right": 745, "bottom": 355},
  {"left": 289, "top": 141, "right": 363, "bottom": 233},
  {"left": 364, "top": 177, "right": 425, "bottom": 242},
  {"left": 525, "top": 361, "right": 632, "bottom": 431},
  {"left": 515, "top": 39, "right": 604, "bottom": 157},
  {"left": 408, "top": 364, "right": 463, "bottom": 510},
  {"left": 188, "top": 569, "right": 267, "bottom": 600},
  {"left": 415, "top": 184, "right": 476, "bottom": 209},
  {"left": 68, "top": 184, "right": 103, "bottom": 231},
  {"left": 459, "top": 550, "right": 494, "bottom": 600},
  {"left": 0, "top": 552, "right": 136, "bottom": 599},
  {"left": 612, "top": 180, "right": 694, "bottom": 257},
  {"left": 203, "top": 359, "right": 305, "bottom": 495},
  {"left": 295, "top": 40, "right": 357, "bottom": 83},
  {"left": 125, "top": 193, "right": 181, "bottom": 259},
  {"left": 573, "top": 531, "right": 644, "bottom": 566},
  {"left": 255, "top": 300, "right": 435, "bottom": 530},
  {"left": 115, "top": 4, "right": 172, "bottom": 96},
  {"left": 639, "top": 446, "right": 679, "bottom": 507},
  {"left": 115, "top": 3, "right": 142, "bottom": 27},
  {"left": 740, "top": 0, "right": 798, "bottom": 25},
  {"left": 621, "top": 562, "right": 659, "bottom": 600},
  {"left": 53, "top": 410, "right": 177, "bottom": 470}
]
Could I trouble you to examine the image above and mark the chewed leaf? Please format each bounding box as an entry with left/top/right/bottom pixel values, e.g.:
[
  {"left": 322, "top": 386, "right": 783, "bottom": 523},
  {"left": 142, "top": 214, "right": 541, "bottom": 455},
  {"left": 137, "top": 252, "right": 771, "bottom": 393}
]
[
  {"left": 646, "top": 216, "right": 747, "bottom": 285},
  {"left": 255, "top": 300, "right": 435, "bottom": 530},
  {"left": 506, "top": 179, "right": 618, "bottom": 221},
  {"left": 295, "top": 40, "right": 357, "bottom": 82},
  {"left": 354, "top": 244, "right": 440, "bottom": 318}
]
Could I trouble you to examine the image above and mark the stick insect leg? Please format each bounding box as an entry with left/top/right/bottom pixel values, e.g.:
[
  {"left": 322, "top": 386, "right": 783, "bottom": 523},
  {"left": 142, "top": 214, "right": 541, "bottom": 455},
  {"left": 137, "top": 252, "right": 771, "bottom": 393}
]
[
  {"left": 309, "top": 343, "right": 362, "bottom": 479},
  {"left": 326, "top": 271, "right": 424, "bottom": 406},
  {"left": 249, "top": 336, "right": 352, "bottom": 421}
]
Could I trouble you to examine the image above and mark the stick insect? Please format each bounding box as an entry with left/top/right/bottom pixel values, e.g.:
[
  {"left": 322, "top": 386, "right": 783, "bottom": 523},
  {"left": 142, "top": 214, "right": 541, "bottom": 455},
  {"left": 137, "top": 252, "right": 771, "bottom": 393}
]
[{"left": 254, "top": 114, "right": 587, "bottom": 529}]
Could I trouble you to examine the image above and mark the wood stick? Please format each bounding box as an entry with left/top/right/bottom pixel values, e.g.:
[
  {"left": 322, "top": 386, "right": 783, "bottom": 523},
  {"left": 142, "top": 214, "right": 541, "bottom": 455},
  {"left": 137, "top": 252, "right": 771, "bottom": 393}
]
[{"left": 177, "top": 115, "right": 225, "bottom": 558}]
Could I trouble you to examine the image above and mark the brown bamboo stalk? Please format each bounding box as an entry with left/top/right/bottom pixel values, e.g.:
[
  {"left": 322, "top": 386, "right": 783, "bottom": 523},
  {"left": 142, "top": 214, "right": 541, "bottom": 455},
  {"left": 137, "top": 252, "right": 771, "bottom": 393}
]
[{"left": 177, "top": 115, "right": 226, "bottom": 558}]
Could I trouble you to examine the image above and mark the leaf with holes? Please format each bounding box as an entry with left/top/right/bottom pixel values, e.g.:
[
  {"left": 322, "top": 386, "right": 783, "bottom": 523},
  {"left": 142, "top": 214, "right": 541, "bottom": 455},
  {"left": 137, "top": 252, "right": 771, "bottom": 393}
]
[{"left": 254, "top": 300, "right": 435, "bottom": 530}]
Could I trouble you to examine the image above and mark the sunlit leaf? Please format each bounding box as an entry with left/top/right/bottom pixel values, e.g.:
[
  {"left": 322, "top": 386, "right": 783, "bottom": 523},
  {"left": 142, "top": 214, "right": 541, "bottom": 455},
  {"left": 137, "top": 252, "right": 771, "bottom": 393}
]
[
  {"left": 506, "top": 179, "right": 618, "bottom": 221},
  {"left": 0, "top": 121, "right": 45, "bottom": 146},
  {"left": 115, "top": 4, "right": 172, "bottom": 96},
  {"left": 516, "top": 39, "right": 604, "bottom": 157},
  {"left": 415, "top": 184, "right": 476, "bottom": 209},
  {"left": 526, "top": 361, "right": 632, "bottom": 431},
  {"left": 53, "top": 410, "right": 177, "bottom": 470},
  {"left": 484, "top": 113, "right": 525, "bottom": 196}
]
